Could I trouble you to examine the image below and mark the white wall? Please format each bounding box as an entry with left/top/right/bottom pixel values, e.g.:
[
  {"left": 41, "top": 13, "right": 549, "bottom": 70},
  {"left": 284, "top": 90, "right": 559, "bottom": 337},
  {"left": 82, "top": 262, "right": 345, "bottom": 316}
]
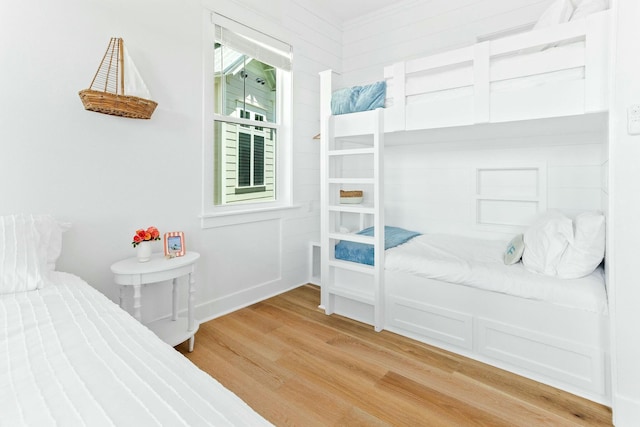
[
  {"left": 341, "top": 0, "right": 549, "bottom": 86},
  {"left": 385, "top": 135, "right": 606, "bottom": 240},
  {"left": 608, "top": 0, "right": 640, "bottom": 424},
  {"left": 0, "top": 0, "right": 336, "bottom": 323}
]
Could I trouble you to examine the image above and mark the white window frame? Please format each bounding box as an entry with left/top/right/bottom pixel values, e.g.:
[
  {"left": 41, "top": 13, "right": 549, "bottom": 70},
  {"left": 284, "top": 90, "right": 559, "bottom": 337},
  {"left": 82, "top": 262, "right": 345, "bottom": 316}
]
[{"left": 201, "top": 9, "right": 294, "bottom": 228}]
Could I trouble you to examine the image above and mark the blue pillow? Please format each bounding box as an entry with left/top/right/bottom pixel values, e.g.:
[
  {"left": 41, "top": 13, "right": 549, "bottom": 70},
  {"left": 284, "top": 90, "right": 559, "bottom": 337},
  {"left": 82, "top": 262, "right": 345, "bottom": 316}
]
[
  {"left": 331, "top": 81, "right": 386, "bottom": 115},
  {"left": 334, "top": 226, "right": 421, "bottom": 266},
  {"left": 353, "top": 81, "right": 386, "bottom": 113},
  {"left": 331, "top": 86, "right": 361, "bottom": 115},
  {"left": 357, "top": 225, "right": 420, "bottom": 250}
]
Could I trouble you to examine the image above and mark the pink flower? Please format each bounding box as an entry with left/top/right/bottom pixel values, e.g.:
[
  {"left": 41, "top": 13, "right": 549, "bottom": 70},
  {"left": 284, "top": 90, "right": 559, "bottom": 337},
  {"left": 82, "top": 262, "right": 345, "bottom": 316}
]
[
  {"left": 148, "top": 227, "right": 160, "bottom": 239},
  {"left": 132, "top": 226, "right": 161, "bottom": 247}
]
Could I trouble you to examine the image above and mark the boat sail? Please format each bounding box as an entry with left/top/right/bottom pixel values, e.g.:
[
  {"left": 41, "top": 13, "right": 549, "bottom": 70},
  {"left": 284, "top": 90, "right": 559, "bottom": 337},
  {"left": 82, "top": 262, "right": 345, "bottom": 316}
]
[{"left": 79, "top": 38, "right": 157, "bottom": 119}]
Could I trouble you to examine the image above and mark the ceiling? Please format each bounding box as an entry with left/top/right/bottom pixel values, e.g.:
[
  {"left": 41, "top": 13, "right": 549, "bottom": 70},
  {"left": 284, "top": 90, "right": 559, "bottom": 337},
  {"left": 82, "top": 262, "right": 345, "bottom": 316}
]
[{"left": 316, "top": 0, "right": 395, "bottom": 22}]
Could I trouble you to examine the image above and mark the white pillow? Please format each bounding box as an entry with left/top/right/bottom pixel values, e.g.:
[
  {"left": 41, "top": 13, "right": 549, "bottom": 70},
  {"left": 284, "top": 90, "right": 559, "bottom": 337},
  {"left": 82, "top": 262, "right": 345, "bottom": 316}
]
[
  {"left": 522, "top": 211, "right": 573, "bottom": 276},
  {"left": 503, "top": 234, "right": 525, "bottom": 265},
  {"left": 570, "top": 0, "right": 608, "bottom": 21},
  {"left": 0, "top": 214, "right": 49, "bottom": 293},
  {"left": 556, "top": 211, "right": 605, "bottom": 278},
  {"left": 534, "top": 0, "right": 575, "bottom": 30},
  {"left": 31, "top": 214, "right": 70, "bottom": 270}
]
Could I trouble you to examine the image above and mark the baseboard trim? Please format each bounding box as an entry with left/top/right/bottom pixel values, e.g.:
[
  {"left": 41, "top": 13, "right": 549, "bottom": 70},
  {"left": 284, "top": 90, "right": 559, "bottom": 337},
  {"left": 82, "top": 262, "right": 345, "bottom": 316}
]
[
  {"left": 613, "top": 393, "right": 640, "bottom": 426},
  {"left": 195, "top": 279, "right": 305, "bottom": 323}
]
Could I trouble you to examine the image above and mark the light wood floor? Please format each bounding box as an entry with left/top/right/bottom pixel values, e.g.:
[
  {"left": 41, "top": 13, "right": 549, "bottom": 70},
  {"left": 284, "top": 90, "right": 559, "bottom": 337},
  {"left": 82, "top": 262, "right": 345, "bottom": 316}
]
[{"left": 177, "top": 284, "right": 612, "bottom": 426}]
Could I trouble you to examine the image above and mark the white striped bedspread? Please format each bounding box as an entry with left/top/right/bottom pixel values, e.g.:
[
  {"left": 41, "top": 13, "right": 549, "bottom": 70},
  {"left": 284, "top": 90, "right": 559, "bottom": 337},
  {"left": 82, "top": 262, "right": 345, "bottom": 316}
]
[{"left": 0, "top": 271, "right": 272, "bottom": 427}]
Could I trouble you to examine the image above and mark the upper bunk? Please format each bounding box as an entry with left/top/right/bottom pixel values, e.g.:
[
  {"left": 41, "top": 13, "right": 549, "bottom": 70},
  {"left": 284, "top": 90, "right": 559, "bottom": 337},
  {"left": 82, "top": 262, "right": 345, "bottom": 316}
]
[{"left": 320, "top": 9, "right": 612, "bottom": 142}]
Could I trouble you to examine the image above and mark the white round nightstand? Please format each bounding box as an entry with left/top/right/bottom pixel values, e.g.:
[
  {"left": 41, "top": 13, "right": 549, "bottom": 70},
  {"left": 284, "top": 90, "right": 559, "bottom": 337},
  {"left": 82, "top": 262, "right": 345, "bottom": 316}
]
[{"left": 110, "top": 251, "right": 200, "bottom": 352}]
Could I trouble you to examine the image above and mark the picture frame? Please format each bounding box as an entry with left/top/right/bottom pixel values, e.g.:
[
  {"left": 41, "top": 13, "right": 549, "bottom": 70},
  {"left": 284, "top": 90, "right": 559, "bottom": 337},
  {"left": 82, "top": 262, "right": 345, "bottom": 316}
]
[{"left": 164, "top": 231, "right": 185, "bottom": 257}]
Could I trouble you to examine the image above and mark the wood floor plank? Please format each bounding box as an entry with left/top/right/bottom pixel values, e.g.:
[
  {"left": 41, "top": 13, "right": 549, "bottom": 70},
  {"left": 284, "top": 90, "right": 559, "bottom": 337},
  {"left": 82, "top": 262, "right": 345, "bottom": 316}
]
[
  {"left": 177, "top": 284, "right": 612, "bottom": 426},
  {"left": 376, "top": 371, "right": 514, "bottom": 427},
  {"left": 275, "top": 376, "right": 357, "bottom": 425},
  {"left": 326, "top": 332, "right": 576, "bottom": 426}
]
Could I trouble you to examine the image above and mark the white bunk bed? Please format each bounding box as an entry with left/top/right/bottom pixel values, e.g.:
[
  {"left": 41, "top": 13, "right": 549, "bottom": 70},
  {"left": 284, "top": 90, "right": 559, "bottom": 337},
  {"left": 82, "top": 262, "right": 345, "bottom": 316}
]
[{"left": 319, "top": 10, "right": 612, "bottom": 405}]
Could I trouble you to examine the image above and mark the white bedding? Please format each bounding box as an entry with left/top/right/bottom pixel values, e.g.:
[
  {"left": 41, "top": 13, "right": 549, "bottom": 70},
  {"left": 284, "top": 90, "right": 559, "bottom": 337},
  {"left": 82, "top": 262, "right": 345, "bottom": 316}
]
[
  {"left": 0, "top": 271, "right": 271, "bottom": 427},
  {"left": 385, "top": 234, "right": 607, "bottom": 314}
]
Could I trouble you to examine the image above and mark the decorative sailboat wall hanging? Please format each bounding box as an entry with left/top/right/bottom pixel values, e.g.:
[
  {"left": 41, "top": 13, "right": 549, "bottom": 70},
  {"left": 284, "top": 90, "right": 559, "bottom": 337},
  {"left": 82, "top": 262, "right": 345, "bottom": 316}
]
[{"left": 79, "top": 38, "right": 158, "bottom": 119}]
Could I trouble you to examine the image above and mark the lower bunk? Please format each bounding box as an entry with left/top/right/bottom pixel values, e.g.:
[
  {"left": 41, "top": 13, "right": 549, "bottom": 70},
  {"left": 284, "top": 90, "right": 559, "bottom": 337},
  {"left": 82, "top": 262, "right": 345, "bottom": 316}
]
[
  {"left": 386, "top": 270, "right": 609, "bottom": 405},
  {"left": 330, "top": 232, "right": 610, "bottom": 405}
]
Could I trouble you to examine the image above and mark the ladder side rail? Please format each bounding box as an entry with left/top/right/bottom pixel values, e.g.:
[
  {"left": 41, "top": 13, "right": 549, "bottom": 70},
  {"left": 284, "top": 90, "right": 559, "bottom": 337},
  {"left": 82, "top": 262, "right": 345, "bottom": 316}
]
[
  {"left": 373, "top": 108, "right": 385, "bottom": 332},
  {"left": 319, "top": 70, "right": 333, "bottom": 313},
  {"left": 320, "top": 114, "right": 335, "bottom": 314}
]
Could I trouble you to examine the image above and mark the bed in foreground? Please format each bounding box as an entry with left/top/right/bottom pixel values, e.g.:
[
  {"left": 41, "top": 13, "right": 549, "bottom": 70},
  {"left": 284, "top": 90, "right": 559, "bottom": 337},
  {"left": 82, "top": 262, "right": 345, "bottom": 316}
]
[{"left": 0, "top": 214, "right": 271, "bottom": 426}]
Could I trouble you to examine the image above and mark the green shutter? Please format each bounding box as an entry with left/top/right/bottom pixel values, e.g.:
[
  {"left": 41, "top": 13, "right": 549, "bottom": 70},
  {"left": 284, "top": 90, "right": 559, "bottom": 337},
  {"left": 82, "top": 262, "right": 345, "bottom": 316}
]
[
  {"left": 238, "top": 132, "right": 251, "bottom": 186},
  {"left": 254, "top": 135, "right": 264, "bottom": 185}
]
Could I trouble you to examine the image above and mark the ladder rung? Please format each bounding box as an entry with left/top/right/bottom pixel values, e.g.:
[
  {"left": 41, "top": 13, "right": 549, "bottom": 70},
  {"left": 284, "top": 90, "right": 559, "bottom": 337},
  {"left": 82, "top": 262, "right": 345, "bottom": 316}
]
[
  {"left": 328, "top": 258, "right": 375, "bottom": 274},
  {"left": 327, "top": 285, "right": 374, "bottom": 305},
  {"left": 329, "top": 232, "right": 374, "bottom": 244},
  {"left": 328, "top": 178, "right": 375, "bottom": 185},
  {"left": 329, "top": 204, "right": 375, "bottom": 214},
  {"left": 328, "top": 148, "right": 375, "bottom": 156}
]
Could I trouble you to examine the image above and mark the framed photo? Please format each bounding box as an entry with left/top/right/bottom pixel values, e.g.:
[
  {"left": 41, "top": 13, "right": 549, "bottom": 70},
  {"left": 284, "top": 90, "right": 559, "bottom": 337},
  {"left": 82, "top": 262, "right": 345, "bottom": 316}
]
[{"left": 164, "top": 231, "right": 185, "bottom": 257}]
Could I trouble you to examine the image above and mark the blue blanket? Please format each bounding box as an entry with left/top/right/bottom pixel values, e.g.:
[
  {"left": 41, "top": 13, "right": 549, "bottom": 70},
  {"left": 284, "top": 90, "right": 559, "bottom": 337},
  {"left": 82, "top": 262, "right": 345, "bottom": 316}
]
[
  {"left": 331, "top": 81, "right": 386, "bottom": 115},
  {"left": 334, "top": 226, "right": 421, "bottom": 266}
]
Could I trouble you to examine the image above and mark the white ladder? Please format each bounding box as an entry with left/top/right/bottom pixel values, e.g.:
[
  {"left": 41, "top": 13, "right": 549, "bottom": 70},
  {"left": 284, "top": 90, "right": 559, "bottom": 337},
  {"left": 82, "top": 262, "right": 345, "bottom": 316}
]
[{"left": 320, "top": 107, "right": 385, "bottom": 331}]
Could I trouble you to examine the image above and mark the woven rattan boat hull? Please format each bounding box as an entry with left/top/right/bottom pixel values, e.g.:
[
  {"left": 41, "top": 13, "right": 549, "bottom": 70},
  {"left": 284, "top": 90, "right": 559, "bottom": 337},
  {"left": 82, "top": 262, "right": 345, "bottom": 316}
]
[{"left": 79, "top": 89, "right": 157, "bottom": 119}]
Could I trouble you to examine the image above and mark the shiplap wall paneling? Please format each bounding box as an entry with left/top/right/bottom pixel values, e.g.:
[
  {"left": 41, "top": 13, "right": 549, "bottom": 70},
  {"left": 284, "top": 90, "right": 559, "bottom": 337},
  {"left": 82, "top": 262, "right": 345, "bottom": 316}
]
[
  {"left": 341, "top": 0, "right": 550, "bottom": 86},
  {"left": 384, "top": 135, "right": 605, "bottom": 239},
  {"left": 0, "top": 0, "right": 342, "bottom": 324},
  {"left": 474, "top": 165, "right": 546, "bottom": 232},
  {"left": 280, "top": 0, "right": 343, "bottom": 294}
]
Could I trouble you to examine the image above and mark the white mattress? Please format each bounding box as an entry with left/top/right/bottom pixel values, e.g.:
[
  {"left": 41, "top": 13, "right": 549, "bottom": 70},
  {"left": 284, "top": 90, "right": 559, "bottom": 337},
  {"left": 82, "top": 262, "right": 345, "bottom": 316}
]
[
  {"left": 0, "top": 271, "right": 272, "bottom": 426},
  {"left": 385, "top": 234, "right": 608, "bottom": 314}
]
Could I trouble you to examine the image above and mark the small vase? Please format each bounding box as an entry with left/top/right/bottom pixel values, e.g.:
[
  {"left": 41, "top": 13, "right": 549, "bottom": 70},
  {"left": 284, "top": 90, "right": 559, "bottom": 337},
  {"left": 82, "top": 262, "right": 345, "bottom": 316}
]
[{"left": 136, "top": 241, "right": 152, "bottom": 262}]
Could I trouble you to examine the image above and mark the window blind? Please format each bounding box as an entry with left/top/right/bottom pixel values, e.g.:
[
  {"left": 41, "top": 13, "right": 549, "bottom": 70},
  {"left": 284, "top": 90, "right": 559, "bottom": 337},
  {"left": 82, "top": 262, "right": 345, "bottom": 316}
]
[{"left": 213, "top": 14, "right": 291, "bottom": 71}]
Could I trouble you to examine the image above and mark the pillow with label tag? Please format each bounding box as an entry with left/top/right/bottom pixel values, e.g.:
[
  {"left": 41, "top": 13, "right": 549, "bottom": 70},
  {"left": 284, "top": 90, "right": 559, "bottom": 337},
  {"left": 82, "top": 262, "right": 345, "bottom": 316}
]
[
  {"left": 570, "top": 0, "right": 608, "bottom": 21},
  {"left": 522, "top": 211, "right": 573, "bottom": 276},
  {"left": 534, "top": 0, "right": 574, "bottom": 30},
  {"left": 556, "top": 211, "right": 605, "bottom": 278},
  {"left": 503, "top": 234, "right": 525, "bottom": 265}
]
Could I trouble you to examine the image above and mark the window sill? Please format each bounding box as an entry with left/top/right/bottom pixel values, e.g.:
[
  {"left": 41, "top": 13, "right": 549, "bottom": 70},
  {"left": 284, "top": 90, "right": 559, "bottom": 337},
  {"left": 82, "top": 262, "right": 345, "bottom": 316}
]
[
  {"left": 200, "top": 203, "right": 302, "bottom": 228},
  {"left": 234, "top": 186, "right": 266, "bottom": 195}
]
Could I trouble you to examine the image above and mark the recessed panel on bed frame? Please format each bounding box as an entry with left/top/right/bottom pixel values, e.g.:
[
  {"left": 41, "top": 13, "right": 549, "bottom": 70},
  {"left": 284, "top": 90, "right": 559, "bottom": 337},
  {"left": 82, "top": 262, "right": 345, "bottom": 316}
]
[
  {"left": 474, "top": 164, "right": 547, "bottom": 232},
  {"left": 476, "top": 317, "right": 606, "bottom": 396},
  {"left": 385, "top": 271, "right": 609, "bottom": 404}
]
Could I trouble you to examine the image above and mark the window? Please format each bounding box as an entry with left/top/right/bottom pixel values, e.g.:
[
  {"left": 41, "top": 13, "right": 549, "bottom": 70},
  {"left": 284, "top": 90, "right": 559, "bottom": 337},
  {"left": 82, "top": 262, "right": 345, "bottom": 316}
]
[{"left": 206, "top": 14, "right": 292, "bottom": 210}]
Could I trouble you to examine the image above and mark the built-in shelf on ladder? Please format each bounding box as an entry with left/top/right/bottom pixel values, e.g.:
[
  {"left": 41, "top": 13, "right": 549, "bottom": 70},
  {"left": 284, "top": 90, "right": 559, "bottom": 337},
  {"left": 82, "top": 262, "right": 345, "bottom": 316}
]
[{"left": 320, "top": 70, "right": 385, "bottom": 331}]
